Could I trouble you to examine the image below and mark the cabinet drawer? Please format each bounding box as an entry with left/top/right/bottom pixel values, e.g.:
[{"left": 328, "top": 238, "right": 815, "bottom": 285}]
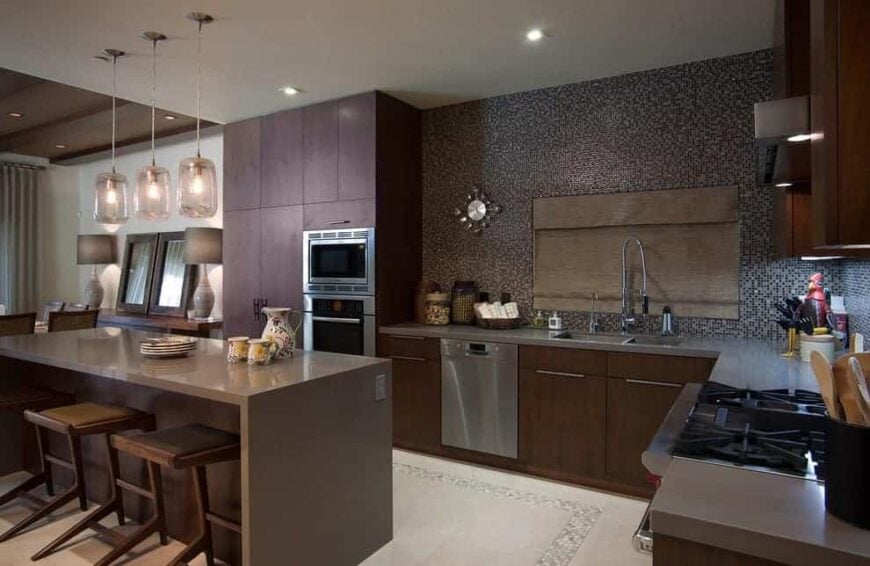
[
  {"left": 385, "top": 335, "right": 440, "bottom": 361},
  {"left": 519, "top": 346, "right": 606, "bottom": 376},
  {"left": 303, "top": 198, "right": 376, "bottom": 230},
  {"left": 607, "top": 352, "right": 714, "bottom": 384}
]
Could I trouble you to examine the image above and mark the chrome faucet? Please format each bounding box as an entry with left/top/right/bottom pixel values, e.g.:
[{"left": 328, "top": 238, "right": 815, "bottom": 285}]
[
  {"left": 588, "top": 292, "right": 600, "bottom": 334},
  {"left": 620, "top": 236, "right": 649, "bottom": 334}
]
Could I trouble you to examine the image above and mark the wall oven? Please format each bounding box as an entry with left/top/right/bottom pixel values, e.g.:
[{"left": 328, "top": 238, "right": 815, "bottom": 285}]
[
  {"left": 303, "top": 227, "right": 375, "bottom": 295},
  {"left": 303, "top": 294, "right": 375, "bottom": 357}
]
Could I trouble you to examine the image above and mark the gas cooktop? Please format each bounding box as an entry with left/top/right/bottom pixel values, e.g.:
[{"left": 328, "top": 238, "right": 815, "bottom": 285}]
[{"left": 673, "top": 382, "right": 827, "bottom": 481}]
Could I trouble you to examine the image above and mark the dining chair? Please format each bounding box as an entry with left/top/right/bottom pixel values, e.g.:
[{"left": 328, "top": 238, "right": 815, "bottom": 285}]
[
  {"left": 41, "top": 301, "right": 65, "bottom": 323},
  {"left": 47, "top": 310, "right": 99, "bottom": 332},
  {"left": 65, "top": 303, "right": 90, "bottom": 312},
  {"left": 0, "top": 313, "right": 38, "bottom": 337}
]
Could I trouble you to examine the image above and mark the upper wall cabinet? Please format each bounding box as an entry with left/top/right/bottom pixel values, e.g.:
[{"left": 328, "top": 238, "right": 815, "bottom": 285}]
[
  {"left": 223, "top": 118, "right": 262, "bottom": 212},
  {"left": 261, "top": 109, "right": 304, "bottom": 208},
  {"left": 303, "top": 101, "right": 339, "bottom": 204},
  {"left": 339, "top": 93, "right": 377, "bottom": 201},
  {"left": 810, "top": 0, "right": 870, "bottom": 249}
]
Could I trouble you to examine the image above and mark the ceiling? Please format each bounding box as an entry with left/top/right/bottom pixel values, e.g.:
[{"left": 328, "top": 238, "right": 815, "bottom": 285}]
[
  {"left": 0, "top": 68, "right": 210, "bottom": 161},
  {"left": 0, "top": 0, "right": 774, "bottom": 124}
]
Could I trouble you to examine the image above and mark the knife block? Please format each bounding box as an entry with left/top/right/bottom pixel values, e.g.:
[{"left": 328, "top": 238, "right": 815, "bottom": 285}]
[{"left": 825, "top": 416, "right": 870, "bottom": 528}]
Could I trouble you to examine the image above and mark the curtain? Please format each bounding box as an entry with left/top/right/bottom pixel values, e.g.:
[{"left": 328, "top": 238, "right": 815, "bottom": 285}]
[{"left": 0, "top": 164, "right": 39, "bottom": 314}]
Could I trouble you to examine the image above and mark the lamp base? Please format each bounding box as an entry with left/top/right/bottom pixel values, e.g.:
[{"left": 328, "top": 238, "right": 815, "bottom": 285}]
[
  {"left": 192, "top": 265, "right": 215, "bottom": 319},
  {"left": 84, "top": 266, "right": 104, "bottom": 309}
]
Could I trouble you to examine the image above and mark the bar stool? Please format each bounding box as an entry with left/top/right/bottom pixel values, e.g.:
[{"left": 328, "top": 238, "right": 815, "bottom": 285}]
[
  {"left": 35, "top": 423, "right": 241, "bottom": 566},
  {"left": 0, "top": 402, "right": 155, "bottom": 544}
]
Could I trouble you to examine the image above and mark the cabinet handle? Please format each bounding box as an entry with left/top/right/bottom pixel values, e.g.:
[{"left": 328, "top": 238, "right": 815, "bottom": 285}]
[
  {"left": 536, "top": 369, "right": 585, "bottom": 379},
  {"left": 262, "top": 297, "right": 268, "bottom": 322},
  {"left": 392, "top": 335, "right": 424, "bottom": 341},
  {"left": 391, "top": 355, "right": 426, "bottom": 362},
  {"left": 253, "top": 298, "right": 260, "bottom": 321},
  {"left": 625, "top": 378, "right": 682, "bottom": 389},
  {"left": 328, "top": 219, "right": 350, "bottom": 225}
]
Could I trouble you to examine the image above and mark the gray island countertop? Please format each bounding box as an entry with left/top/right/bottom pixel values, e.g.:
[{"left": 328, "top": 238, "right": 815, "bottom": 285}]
[{"left": 0, "top": 327, "right": 388, "bottom": 406}]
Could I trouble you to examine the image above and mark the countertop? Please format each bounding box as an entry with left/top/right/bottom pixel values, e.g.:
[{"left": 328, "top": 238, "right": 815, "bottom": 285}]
[
  {"left": 380, "top": 323, "right": 819, "bottom": 391},
  {"left": 0, "top": 328, "right": 388, "bottom": 406},
  {"left": 381, "top": 323, "right": 869, "bottom": 564}
]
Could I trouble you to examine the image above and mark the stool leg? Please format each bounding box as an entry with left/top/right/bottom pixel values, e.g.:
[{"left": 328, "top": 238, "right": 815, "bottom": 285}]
[
  {"left": 168, "top": 466, "right": 214, "bottom": 566},
  {"left": 35, "top": 425, "right": 53, "bottom": 497},
  {"left": 147, "top": 461, "right": 168, "bottom": 546},
  {"left": 104, "top": 434, "right": 124, "bottom": 526},
  {"left": 68, "top": 435, "right": 87, "bottom": 512}
]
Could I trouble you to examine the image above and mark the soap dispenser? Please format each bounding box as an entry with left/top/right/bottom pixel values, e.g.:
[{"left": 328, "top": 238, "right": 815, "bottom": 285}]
[{"left": 548, "top": 311, "right": 562, "bottom": 331}]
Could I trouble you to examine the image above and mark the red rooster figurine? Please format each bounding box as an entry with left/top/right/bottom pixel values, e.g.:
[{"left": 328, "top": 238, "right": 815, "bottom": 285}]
[{"left": 804, "top": 272, "right": 829, "bottom": 329}]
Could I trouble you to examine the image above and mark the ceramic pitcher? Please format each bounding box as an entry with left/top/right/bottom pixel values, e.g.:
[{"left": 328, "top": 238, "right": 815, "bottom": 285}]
[{"left": 261, "top": 307, "right": 302, "bottom": 359}]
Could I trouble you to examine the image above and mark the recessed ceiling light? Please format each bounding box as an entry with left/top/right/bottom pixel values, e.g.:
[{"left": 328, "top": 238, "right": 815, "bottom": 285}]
[
  {"left": 775, "top": 182, "right": 793, "bottom": 188},
  {"left": 280, "top": 86, "right": 301, "bottom": 96},
  {"left": 55, "top": 144, "right": 67, "bottom": 149},
  {"left": 163, "top": 114, "right": 177, "bottom": 120},
  {"left": 526, "top": 28, "right": 546, "bottom": 42},
  {"left": 7, "top": 111, "right": 23, "bottom": 118}
]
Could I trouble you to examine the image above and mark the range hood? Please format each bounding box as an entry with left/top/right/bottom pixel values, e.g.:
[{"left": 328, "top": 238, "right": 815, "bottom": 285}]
[{"left": 754, "top": 95, "right": 811, "bottom": 186}]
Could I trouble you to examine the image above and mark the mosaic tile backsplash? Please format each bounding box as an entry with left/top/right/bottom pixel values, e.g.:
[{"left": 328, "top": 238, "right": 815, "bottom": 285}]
[{"left": 421, "top": 49, "right": 868, "bottom": 340}]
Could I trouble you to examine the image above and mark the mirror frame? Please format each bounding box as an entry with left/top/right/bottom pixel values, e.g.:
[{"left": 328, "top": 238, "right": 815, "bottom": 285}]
[
  {"left": 148, "top": 231, "right": 197, "bottom": 317},
  {"left": 116, "top": 233, "right": 159, "bottom": 314}
]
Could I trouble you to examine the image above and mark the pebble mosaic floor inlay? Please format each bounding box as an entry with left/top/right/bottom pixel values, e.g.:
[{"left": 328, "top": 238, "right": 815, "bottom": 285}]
[{"left": 394, "top": 462, "right": 603, "bottom": 565}]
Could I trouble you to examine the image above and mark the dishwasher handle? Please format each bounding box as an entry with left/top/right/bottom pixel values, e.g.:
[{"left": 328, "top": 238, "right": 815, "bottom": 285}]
[{"left": 465, "top": 342, "right": 491, "bottom": 356}]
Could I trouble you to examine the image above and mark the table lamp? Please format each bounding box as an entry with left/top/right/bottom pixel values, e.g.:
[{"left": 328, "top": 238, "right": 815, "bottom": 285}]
[
  {"left": 77, "top": 234, "right": 117, "bottom": 309},
  {"left": 184, "top": 227, "right": 222, "bottom": 319}
]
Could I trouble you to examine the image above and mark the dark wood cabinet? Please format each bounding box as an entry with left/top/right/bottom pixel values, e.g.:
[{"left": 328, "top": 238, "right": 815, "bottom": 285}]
[
  {"left": 261, "top": 109, "right": 303, "bottom": 208},
  {"left": 303, "top": 101, "right": 339, "bottom": 204},
  {"left": 606, "top": 377, "right": 682, "bottom": 492},
  {"left": 385, "top": 336, "right": 441, "bottom": 452},
  {"left": 302, "top": 198, "right": 376, "bottom": 230},
  {"left": 519, "top": 368, "right": 606, "bottom": 480},
  {"left": 338, "top": 93, "right": 377, "bottom": 201},
  {"left": 260, "top": 206, "right": 304, "bottom": 312},
  {"left": 223, "top": 118, "right": 261, "bottom": 212},
  {"left": 223, "top": 209, "right": 262, "bottom": 337},
  {"left": 810, "top": 0, "right": 870, "bottom": 249}
]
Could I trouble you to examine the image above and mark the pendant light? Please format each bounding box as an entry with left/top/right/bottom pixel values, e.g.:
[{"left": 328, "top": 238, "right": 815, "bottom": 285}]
[
  {"left": 177, "top": 12, "right": 218, "bottom": 218},
  {"left": 93, "top": 49, "right": 129, "bottom": 224},
  {"left": 133, "top": 32, "right": 171, "bottom": 221}
]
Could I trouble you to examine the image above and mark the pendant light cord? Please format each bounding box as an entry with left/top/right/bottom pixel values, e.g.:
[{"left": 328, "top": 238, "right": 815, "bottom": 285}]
[
  {"left": 196, "top": 20, "right": 202, "bottom": 158},
  {"left": 111, "top": 54, "right": 117, "bottom": 174},
  {"left": 150, "top": 39, "right": 157, "bottom": 166}
]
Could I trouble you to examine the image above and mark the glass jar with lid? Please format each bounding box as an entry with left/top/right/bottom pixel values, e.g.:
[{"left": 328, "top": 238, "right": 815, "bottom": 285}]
[
  {"left": 450, "top": 280, "right": 479, "bottom": 325},
  {"left": 424, "top": 293, "right": 451, "bottom": 325}
]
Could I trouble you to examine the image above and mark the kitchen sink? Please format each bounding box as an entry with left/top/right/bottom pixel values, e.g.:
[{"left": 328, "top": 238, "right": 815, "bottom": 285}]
[{"left": 552, "top": 331, "right": 682, "bottom": 347}]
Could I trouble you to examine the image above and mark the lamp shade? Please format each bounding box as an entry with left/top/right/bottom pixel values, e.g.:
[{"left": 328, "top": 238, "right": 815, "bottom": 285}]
[
  {"left": 184, "top": 227, "right": 222, "bottom": 264},
  {"left": 77, "top": 234, "right": 117, "bottom": 265}
]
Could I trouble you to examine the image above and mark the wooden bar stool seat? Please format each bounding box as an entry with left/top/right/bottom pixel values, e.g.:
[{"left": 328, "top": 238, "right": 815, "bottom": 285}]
[
  {"left": 0, "top": 402, "right": 154, "bottom": 545},
  {"left": 0, "top": 386, "right": 71, "bottom": 412},
  {"left": 79, "top": 424, "right": 241, "bottom": 566}
]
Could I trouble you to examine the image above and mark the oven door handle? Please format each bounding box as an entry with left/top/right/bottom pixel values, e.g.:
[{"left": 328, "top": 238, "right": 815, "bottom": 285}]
[{"left": 311, "top": 316, "right": 362, "bottom": 325}]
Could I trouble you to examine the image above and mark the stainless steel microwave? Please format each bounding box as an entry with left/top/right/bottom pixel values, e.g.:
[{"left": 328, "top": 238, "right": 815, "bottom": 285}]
[{"left": 302, "top": 227, "right": 375, "bottom": 295}]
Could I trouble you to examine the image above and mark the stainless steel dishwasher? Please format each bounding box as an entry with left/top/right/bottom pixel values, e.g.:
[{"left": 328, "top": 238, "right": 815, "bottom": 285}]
[{"left": 441, "top": 339, "right": 518, "bottom": 459}]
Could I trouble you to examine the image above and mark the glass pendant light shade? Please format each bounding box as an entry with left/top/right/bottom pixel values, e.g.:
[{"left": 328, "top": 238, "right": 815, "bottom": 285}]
[
  {"left": 94, "top": 171, "right": 129, "bottom": 224},
  {"left": 177, "top": 157, "right": 217, "bottom": 218},
  {"left": 134, "top": 164, "right": 171, "bottom": 221}
]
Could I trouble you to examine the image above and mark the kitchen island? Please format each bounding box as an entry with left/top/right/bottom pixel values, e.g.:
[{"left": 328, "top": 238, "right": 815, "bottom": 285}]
[{"left": 0, "top": 328, "right": 392, "bottom": 565}]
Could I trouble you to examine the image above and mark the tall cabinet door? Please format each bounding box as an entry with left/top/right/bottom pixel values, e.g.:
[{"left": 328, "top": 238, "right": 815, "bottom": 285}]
[
  {"left": 338, "top": 93, "right": 377, "bottom": 201},
  {"left": 223, "top": 209, "right": 261, "bottom": 337},
  {"left": 303, "top": 101, "right": 339, "bottom": 204},
  {"left": 261, "top": 109, "right": 304, "bottom": 208},
  {"left": 223, "top": 118, "right": 262, "bottom": 212},
  {"left": 260, "top": 205, "right": 304, "bottom": 313}
]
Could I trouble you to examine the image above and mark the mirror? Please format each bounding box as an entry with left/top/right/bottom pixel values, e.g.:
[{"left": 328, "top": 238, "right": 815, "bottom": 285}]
[
  {"left": 148, "top": 232, "right": 196, "bottom": 317},
  {"left": 116, "top": 234, "right": 158, "bottom": 314}
]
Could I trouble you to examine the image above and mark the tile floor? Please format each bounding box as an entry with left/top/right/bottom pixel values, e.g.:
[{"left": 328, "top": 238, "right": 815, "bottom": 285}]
[{"left": 0, "top": 450, "right": 651, "bottom": 565}]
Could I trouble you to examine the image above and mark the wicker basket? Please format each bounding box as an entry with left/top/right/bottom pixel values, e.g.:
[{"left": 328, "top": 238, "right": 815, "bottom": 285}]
[{"left": 476, "top": 318, "right": 524, "bottom": 330}]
